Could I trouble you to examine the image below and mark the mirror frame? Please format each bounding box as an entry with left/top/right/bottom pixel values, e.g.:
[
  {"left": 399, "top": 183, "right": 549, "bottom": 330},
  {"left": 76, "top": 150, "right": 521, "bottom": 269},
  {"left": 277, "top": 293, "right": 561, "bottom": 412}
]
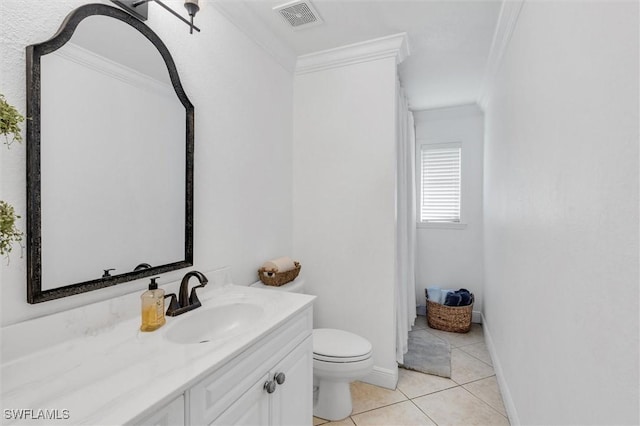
[{"left": 26, "top": 3, "right": 194, "bottom": 303}]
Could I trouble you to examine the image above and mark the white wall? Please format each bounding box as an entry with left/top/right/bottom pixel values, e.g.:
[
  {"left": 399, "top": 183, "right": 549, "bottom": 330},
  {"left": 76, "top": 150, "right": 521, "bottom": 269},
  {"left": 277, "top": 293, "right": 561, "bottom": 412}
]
[
  {"left": 483, "top": 2, "right": 639, "bottom": 424},
  {"left": 413, "top": 104, "right": 484, "bottom": 319},
  {"left": 0, "top": 0, "right": 294, "bottom": 326},
  {"left": 293, "top": 54, "right": 399, "bottom": 388}
]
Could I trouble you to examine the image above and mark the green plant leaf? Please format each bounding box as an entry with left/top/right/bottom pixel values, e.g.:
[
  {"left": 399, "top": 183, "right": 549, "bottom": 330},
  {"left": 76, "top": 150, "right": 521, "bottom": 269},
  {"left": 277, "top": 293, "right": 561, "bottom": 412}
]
[
  {"left": 0, "top": 93, "right": 25, "bottom": 147},
  {"left": 0, "top": 200, "right": 23, "bottom": 256}
]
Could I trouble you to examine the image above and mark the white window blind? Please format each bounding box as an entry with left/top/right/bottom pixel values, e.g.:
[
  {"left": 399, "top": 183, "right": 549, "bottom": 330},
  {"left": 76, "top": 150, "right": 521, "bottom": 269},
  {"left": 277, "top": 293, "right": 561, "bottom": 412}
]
[{"left": 420, "top": 144, "right": 461, "bottom": 223}]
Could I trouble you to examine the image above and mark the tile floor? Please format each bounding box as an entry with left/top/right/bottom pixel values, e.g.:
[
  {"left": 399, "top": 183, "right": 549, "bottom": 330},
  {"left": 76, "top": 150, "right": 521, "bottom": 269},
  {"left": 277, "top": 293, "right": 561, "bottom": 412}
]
[{"left": 313, "top": 317, "right": 510, "bottom": 426}]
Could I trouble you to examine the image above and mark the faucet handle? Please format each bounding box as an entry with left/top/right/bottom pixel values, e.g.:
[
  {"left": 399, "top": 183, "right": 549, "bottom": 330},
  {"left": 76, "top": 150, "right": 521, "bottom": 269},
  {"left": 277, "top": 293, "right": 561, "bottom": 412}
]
[
  {"left": 165, "top": 293, "right": 179, "bottom": 315},
  {"left": 189, "top": 284, "right": 206, "bottom": 307}
]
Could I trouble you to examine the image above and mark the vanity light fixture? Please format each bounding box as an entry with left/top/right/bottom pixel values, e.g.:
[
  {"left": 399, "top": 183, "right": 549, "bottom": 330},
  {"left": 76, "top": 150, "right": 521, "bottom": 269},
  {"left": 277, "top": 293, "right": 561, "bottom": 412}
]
[{"left": 112, "top": 0, "right": 201, "bottom": 33}]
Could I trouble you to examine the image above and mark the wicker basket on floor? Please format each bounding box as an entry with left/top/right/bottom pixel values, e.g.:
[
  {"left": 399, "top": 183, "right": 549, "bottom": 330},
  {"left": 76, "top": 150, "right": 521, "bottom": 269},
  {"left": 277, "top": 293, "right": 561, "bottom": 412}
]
[
  {"left": 426, "top": 296, "right": 474, "bottom": 333},
  {"left": 257, "top": 262, "right": 301, "bottom": 287}
]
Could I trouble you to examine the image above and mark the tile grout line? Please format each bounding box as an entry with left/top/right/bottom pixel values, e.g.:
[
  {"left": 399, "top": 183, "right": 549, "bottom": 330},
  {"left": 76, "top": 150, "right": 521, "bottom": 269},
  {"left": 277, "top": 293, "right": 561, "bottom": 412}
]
[
  {"left": 451, "top": 348, "right": 494, "bottom": 380},
  {"left": 449, "top": 338, "right": 487, "bottom": 350},
  {"left": 406, "top": 380, "right": 509, "bottom": 425},
  {"left": 459, "top": 382, "right": 510, "bottom": 421},
  {"left": 404, "top": 381, "right": 462, "bottom": 400},
  {"left": 460, "top": 376, "right": 509, "bottom": 417},
  {"left": 450, "top": 371, "right": 496, "bottom": 387},
  {"left": 408, "top": 396, "right": 441, "bottom": 425},
  {"left": 459, "top": 373, "right": 497, "bottom": 386},
  {"left": 353, "top": 395, "right": 444, "bottom": 426},
  {"left": 456, "top": 343, "right": 495, "bottom": 367},
  {"left": 396, "top": 384, "right": 412, "bottom": 400},
  {"left": 350, "top": 398, "right": 410, "bottom": 418},
  {"left": 396, "top": 375, "right": 457, "bottom": 398}
]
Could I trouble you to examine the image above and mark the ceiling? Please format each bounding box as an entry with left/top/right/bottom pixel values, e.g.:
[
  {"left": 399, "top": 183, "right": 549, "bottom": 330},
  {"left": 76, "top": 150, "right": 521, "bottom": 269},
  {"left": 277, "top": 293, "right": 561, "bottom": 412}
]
[{"left": 215, "top": 0, "right": 502, "bottom": 111}]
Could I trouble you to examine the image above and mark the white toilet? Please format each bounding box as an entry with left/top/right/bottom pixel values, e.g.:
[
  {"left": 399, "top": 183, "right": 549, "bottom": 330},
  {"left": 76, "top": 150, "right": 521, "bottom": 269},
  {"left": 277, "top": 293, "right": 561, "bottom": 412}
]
[{"left": 251, "top": 278, "right": 374, "bottom": 421}]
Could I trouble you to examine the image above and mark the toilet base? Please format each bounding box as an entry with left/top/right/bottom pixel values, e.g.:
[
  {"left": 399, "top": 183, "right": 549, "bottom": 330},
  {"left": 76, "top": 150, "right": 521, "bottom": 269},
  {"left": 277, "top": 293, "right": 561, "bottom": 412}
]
[
  {"left": 313, "top": 378, "right": 353, "bottom": 421},
  {"left": 312, "top": 355, "right": 374, "bottom": 421}
]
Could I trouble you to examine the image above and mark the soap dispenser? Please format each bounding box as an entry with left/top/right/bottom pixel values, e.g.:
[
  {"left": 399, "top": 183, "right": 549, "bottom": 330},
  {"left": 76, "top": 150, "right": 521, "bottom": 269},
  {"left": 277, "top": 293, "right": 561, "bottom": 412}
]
[{"left": 140, "top": 277, "right": 166, "bottom": 332}]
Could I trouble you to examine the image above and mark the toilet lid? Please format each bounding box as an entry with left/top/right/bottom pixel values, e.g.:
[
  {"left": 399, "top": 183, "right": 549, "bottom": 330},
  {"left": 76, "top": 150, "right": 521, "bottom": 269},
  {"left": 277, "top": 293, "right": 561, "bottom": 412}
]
[{"left": 313, "top": 329, "right": 372, "bottom": 363}]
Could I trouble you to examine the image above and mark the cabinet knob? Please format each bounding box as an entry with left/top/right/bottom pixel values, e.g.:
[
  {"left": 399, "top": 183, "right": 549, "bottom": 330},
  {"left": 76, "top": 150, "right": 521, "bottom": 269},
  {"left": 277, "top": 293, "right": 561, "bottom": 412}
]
[
  {"left": 274, "top": 372, "right": 286, "bottom": 385},
  {"left": 264, "top": 380, "right": 276, "bottom": 394}
]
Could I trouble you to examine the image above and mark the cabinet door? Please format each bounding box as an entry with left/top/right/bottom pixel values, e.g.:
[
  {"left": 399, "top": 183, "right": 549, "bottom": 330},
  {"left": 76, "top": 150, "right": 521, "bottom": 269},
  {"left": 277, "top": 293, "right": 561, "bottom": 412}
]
[
  {"left": 134, "top": 395, "right": 184, "bottom": 426},
  {"left": 211, "top": 374, "right": 270, "bottom": 426},
  {"left": 271, "top": 336, "right": 313, "bottom": 426}
]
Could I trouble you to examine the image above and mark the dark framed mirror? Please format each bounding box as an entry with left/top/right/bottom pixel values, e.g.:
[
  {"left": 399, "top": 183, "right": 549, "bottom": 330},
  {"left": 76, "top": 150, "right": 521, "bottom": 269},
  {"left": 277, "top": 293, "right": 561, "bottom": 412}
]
[{"left": 26, "top": 3, "right": 194, "bottom": 303}]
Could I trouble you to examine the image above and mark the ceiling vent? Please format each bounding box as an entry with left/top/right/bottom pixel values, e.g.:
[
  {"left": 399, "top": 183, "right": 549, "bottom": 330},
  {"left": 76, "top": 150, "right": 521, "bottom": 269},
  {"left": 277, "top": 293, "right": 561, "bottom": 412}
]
[{"left": 273, "top": 0, "right": 323, "bottom": 30}]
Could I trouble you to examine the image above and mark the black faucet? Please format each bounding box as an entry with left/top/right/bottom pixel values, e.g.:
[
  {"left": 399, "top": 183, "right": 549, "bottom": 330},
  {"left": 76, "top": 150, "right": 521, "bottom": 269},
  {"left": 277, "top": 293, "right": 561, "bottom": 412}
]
[
  {"left": 165, "top": 271, "right": 209, "bottom": 317},
  {"left": 133, "top": 263, "right": 152, "bottom": 271}
]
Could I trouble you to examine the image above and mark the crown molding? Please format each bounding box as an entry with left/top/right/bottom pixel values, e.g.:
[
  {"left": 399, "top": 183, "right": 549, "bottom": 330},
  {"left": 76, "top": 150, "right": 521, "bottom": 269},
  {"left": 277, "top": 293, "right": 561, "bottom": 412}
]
[
  {"left": 295, "top": 32, "right": 410, "bottom": 75},
  {"left": 477, "top": 0, "right": 525, "bottom": 110},
  {"left": 211, "top": 2, "right": 297, "bottom": 73},
  {"left": 413, "top": 103, "right": 483, "bottom": 123},
  {"left": 54, "top": 43, "right": 174, "bottom": 98}
]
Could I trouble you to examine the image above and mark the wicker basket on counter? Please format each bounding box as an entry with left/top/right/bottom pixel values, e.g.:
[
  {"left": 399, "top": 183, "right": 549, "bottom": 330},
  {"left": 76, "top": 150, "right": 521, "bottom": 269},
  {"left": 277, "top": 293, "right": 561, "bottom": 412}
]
[
  {"left": 426, "top": 294, "right": 474, "bottom": 333},
  {"left": 257, "top": 262, "right": 301, "bottom": 287}
]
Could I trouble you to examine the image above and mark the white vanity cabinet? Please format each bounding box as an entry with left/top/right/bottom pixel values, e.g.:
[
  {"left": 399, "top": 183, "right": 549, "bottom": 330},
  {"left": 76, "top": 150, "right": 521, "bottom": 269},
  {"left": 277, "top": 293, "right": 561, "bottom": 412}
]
[
  {"left": 190, "top": 307, "right": 313, "bottom": 426},
  {"left": 270, "top": 337, "right": 313, "bottom": 426},
  {"left": 134, "top": 395, "right": 185, "bottom": 426},
  {"left": 212, "top": 337, "right": 312, "bottom": 426}
]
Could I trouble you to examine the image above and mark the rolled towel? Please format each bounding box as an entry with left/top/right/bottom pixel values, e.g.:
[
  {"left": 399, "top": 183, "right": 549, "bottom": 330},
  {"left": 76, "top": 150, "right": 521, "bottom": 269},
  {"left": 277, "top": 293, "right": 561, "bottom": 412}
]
[
  {"left": 444, "top": 292, "right": 462, "bottom": 306},
  {"left": 444, "top": 289, "right": 473, "bottom": 306},
  {"left": 440, "top": 288, "right": 455, "bottom": 303},
  {"left": 426, "top": 287, "right": 441, "bottom": 303},
  {"left": 262, "top": 256, "right": 296, "bottom": 273},
  {"left": 456, "top": 289, "right": 473, "bottom": 306}
]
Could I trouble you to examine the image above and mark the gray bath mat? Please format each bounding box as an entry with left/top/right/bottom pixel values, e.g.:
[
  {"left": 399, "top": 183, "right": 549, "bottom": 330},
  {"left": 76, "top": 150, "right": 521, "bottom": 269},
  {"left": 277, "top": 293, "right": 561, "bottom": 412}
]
[{"left": 400, "top": 329, "right": 451, "bottom": 378}]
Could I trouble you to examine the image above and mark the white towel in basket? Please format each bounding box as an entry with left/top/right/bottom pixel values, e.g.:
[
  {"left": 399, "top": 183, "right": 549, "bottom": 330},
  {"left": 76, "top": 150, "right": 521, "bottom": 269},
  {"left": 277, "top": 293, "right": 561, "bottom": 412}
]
[{"left": 261, "top": 256, "right": 296, "bottom": 273}]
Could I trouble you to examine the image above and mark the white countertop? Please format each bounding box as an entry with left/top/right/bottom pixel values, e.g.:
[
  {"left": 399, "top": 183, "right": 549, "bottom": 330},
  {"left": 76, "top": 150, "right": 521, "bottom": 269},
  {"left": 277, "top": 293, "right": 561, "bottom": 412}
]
[{"left": 1, "top": 284, "right": 314, "bottom": 425}]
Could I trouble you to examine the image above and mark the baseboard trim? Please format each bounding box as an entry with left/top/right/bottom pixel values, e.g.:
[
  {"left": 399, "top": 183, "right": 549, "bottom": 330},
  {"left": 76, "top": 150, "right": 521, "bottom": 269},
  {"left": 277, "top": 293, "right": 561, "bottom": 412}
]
[
  {"left": 481, "top": 313, "right": 521, "bottom": 425},
  {"left": 362, "top": 365, "right": 398, "bottom": 390}
]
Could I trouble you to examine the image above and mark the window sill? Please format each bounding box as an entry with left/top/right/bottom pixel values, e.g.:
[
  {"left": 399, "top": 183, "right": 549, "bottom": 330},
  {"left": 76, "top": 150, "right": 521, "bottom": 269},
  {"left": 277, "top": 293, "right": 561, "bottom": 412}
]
[{"left": 417, "top": 222, "right": 467, "bottom": 230}]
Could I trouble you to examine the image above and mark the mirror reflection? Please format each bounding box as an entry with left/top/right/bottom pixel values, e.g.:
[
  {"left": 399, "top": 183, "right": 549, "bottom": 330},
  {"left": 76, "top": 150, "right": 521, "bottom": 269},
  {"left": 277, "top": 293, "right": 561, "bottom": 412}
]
[{"left": 27, "top": 4, "right": 193, "bottom": 302}]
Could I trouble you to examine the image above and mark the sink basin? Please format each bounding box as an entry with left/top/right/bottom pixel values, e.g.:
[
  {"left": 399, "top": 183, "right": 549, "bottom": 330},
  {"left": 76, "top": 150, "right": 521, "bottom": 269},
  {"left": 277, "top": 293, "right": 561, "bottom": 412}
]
[{"left": 164, "top": 302, "right": 265, "bottom": 344}]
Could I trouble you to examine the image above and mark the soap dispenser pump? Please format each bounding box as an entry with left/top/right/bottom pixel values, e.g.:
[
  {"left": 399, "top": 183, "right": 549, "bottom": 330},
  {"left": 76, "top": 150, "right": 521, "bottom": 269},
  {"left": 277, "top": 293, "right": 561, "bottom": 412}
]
[{"left": 140, "top": 277, "right": 166, "bottom": 332}]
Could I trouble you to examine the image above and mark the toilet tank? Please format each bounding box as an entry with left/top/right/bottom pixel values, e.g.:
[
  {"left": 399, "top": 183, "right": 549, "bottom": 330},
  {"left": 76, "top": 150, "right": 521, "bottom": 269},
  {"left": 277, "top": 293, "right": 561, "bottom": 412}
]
[{"left": 250, "top": 277, "right": 306, "bottom": 293}]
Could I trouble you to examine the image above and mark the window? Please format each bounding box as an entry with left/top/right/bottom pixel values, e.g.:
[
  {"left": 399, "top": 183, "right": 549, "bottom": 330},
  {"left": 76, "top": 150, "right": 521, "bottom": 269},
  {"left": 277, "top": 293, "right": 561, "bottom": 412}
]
[{"left": 419, "top": 143, "right": 462, "bottom": 224}]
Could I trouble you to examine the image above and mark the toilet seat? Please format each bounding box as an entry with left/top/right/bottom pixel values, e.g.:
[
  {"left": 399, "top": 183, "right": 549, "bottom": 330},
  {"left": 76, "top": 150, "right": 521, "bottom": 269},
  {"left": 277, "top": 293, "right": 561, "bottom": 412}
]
[
  {"left": 313, "top": 353, "right": 371, "bottom": 363},
  {"left": 313, "top": 329, "right": 372, "bottom": 363}
]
